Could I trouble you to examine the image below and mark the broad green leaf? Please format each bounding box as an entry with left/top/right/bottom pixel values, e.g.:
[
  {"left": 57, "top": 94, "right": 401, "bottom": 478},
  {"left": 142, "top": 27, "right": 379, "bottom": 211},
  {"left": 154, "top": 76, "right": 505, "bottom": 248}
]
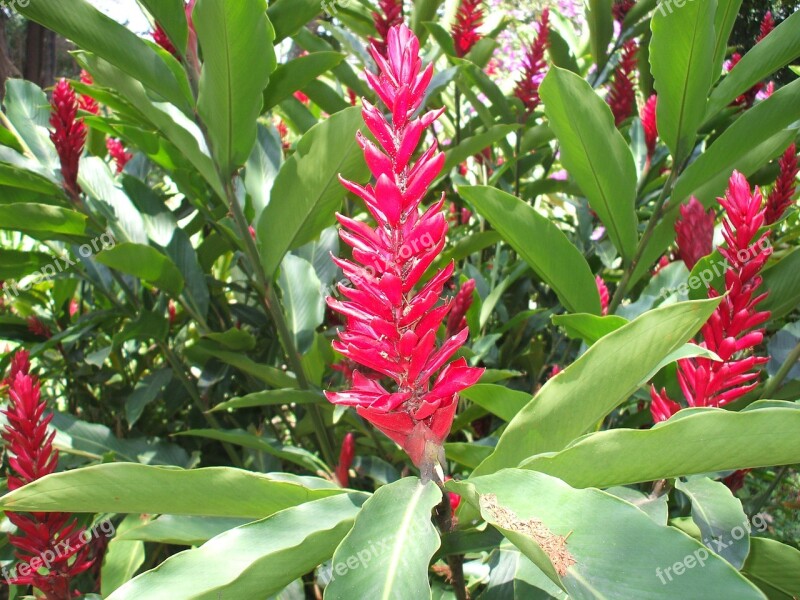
[
  {"left": 194, "top": 0, "right": 276, "bottom": 177},
  {"left": 101, "top": 514, "right": 147, "bottom": 596},
  {"left": 451, "top": 470, "right": 766, "bottom": 598},
  {"left": 675, "top": 477, "right": 749, "bottom": 569},
  {"left": 325, "top": 477, "right": 441, "bottom": 600},
  {"left": 460, "top": 384, "right": 530, "bottom": 423},
  {"left": 520, "top": 405, "right": 800, "bottom": 488},
  {"left": 0, "top": 147, "right": 61, "bottom": 195},
  {"left": 742, "top": 537, "right": 800, "bottom": 599},
  {"left": 2, "top": 79, "right": 58, "bottom": 168},
  {"left": 540, "top": 68, "right": 638, "bottom": 262},
  {"left": 706, "top": 10, "right": 800, "bottom": 120},
  {"left": 587, "top": 0, "right": 613, "bottom": 71},
  {"left": 202, "top": 328, "right": 256, "bottom": 351},
  {"left": 0, "top": 463, "right": 343, "bottom": 518},
  {"left": 278, "top": 254, "right": 325, "bottom": 355},
  {"left": 552, "top": 313, "right": 629, "bottom": 345},
  {"left": 137, "top": 0, "right": 188, "bottom": 54},
  {"left": 459, "top": 185, "right": 601, "bottom": 314},
  {"left": 606, "top": 486, "right": 668, "bottom": 525},
  {"left": 0, "top": 203, "right": 86, "bottom": 236},
  {"left": 16, "top": 0, "right": 191, "bottom": 112},
  {"left": 761, "top": 247, "right": 800, "bottom": 320},
  {"left": 650, "top": 0, "right": 716, "bottom": 161},
  {"left": 210, "top": 389, "right": 324, "bottom": 412},
  {"left": 0, "top": 249, "right": 54, "bottom": 281},
  {"left": 108, "top": 494, "right": 366, "bottom": 600},
  {"left": 471, "top": 298, "right": 719, "bottom": 477},
  {"left": 119, "top": 515, "right": 250, "bottom": 546},
  {"left": 263, "top": 52, "right": 345, "bottom": 112},
  {"left": 442, "top": 124, "right": 518, "bottom": 178},
  {"left": 245, "top": 123, "right": 283, "bottom": 216},
  {"left": 712, "top": 0, "right": 744, "bottom": 79},
  {"left": 125, "top": 369, "right": 172, "bottom": 428},
  {"left": 257, "top": 106, "right": 368, "bottom": 278},
  {"left": 445, "top": 442, "right": 495, "bottom": 469},
  {"left": 95, "top": 243, "right": 184, "bottom": 296},
  {"left": 267, "top": 0, "right": 321, "bottom": 42}
]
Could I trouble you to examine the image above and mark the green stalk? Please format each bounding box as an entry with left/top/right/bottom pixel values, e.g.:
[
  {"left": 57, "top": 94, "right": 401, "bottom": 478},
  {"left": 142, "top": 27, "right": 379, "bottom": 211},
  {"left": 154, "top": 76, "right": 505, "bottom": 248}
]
[{"left": 760, "top": 340, "right": 800, "bottom": 400}]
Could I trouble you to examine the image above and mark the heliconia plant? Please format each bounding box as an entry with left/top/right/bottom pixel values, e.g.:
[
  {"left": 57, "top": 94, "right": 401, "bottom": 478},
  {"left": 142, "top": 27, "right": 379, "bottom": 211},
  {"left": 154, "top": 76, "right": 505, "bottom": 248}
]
[{"left": 0, "top": 1, "right": 799, "bottom": 598}]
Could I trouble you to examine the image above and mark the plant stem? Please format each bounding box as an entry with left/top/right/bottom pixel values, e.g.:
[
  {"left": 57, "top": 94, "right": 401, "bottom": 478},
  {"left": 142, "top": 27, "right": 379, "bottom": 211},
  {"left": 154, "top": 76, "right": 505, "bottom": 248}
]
[
  {"left": 454, "top": 86, "right": 462, "bottom": 145},
  {"left": 760, "top": 340, "right": 800, "bottom": 400},
  {"left": 747, "top": 465, "right": 790, "bottom": 519},
  {"left": 434, "top": 485, "right": 468, "bottom": 600},
  {"left": 514, "top": 128, "right": 522, "bottom": 198}
]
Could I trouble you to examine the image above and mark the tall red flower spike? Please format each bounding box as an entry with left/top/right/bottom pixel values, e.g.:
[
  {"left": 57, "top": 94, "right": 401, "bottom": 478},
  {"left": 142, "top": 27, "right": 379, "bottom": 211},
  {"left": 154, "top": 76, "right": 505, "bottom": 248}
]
[
  {"left": 607, "top": 40, "right": 638, "bottom": 126},
  {"left": 2, "top": 353, "right": 95, "bottom": 597},
  {"left": 335, "top": 433, "right": 356, "bottom": 487},
  {"left": 595, "top": 276, "right": 610, "bottom": 316},
  {"left": 651, "top": 172, "right": 772, "bottom": 422},
  {"left": 50, "top": 79, "right": 86, "bottom": 200},
  {"left": 756, "top": 11, "right": 775, "bottom": 43},
  {"left": 765, "top": 144, "right": 798, "bottom": 225},
  {"left": 446, "top": 279, "right": 476, "bottom": 338},
  {"left": 152, "top": 23, "right": 179, "bottom": 58},
  {"left": 326, "top": 24, "right": 484, "bottom": 480},
  {"left": 77, "top": 71, "right": 100, "bottom": 116},
  {"left": 106, "top": 138, "right": 133, "bottom": 175},
  {"left": 612, "top": 0, "right": 636, "bottom": 23},
  {"left": 514, "top": 8, "right": 550, "bottom": 115},
  {"left": 675, "top": 197, "right": 715, "bottom": 270},
  {"left": 641, "top": 94, "right": 658, "bottom": 161},
  {"left": 369, "top": 0, "right": 404, "bottom": 58},
  {"left": 452, "top": 0, "right": 484, "bottom": 58}
]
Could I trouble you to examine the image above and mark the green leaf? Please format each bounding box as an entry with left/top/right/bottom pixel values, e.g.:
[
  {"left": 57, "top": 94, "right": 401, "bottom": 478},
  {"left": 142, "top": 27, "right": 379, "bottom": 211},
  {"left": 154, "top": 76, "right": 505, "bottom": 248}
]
[
  {"left": 202, "top": 328, "right": 256, "bottom": 351},
  {"left": 706, "top": 10, "right": 800, "bottom": 120},
  {"left": 442, "top": 124, "right": 518, "bottom": 178},
  {"left": 101, "top": 515, "right": 147, "bottom": 596},
  {"left": 210, "top": 389, "right": 324, "bottom": 412},
  {"left": 0, "top": 249, "right": 54, "bottom": 281},
  {"left": 95, "top": 243, "right": 185, "bottom": 296},
  {"left": 540, "top": 67, "right": 638, "bottom": 262},
  {"left": 190, "top": 343, "right": 299, "bottom": 389},
  {"left": 761, "top": 247, "right": 800, "bottom": 320},
  {"left": 257, "top": 106, "right": 368, "bottom": 278},
  {"left": 0, "top": 463, "right": 344, "bottom": 518},
  {"left": 16, "top": 0, "right": 191, "bottom": 113},
  {"left": 650, "top": 0, "right": 717, "bottom": 161},
  {"left": 267, "top": 0, "right": 321, "bottom": 42},
  {"left": 471, "top": 298, "right": 720, "bottom": 477},
  {"left": 107, "top": 494, "right": 366, "bottom": 600},
  {"left": 606, "top": 486, "right": 668, "bottom": 525},
  {"left": 0, "top": 203, "right": 86, "bottom": 236},
  {"left": 3, "top": 79, "right": 58, "bottom": 169},
  {"left": 742, "top": 537, "right": 800, "bottom": 599},
  {"left": 137, "top": 0, "right": 189, "bottom": 54},
  {"left": 119, "top": 515, "right": 250, "bottom": 546},
  {"left": 712, "top": 0, "right": 744, "bottom": 79},
  {"left": 552, "top": 313, "right": 629, "bottom": 345},
  {"left": 277, "top": 254, "right": 325, "bottom": 355},
  {"left": 587, "top": 0, "right": 613, "bottom": 71},
  {"left": 245, "top": 123, "right": 283, "bottom": 216},
  {"left": 460, "top": 384, "right": 530, "bottom": 423},
  {"left": 263, "top": 52, "right": 345, "bottom": 112},
  {"left": 125, "top": 369, "right": 172, "bottom": 428},
  {"left": 194, "top": 0, "right": 276, "bottom": 177},
  {"left": 325, "top": 478, "right": 441, "bottom": 600},
  {"left": 450, "top": 470, "right": 766, "bottom": 598},
  {"left": 520, "top": 405, "right": 800, "bottom": 489},
  {"left": 0, "top": 146, "right": 61, "bottom": 195},
  {"left": 459, "top": 185, "right": 601, "bottom": 314}
]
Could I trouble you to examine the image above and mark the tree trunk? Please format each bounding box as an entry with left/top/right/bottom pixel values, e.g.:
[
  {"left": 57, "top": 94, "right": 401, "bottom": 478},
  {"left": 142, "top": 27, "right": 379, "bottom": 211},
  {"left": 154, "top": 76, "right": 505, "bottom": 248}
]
[
  {"left": 23, "top": 21, "right": 55, "bottom": 88},
  {"left": 0, "top": 12, "right": 20, "bottom": 100}
]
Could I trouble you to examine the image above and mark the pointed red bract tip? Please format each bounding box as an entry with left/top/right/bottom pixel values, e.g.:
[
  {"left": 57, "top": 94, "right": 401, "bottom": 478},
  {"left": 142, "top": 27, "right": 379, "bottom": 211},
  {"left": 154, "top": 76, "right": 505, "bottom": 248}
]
[
  {"left": 514, "top": 8, "right": 550, "bottom": 115},
  {"left": 452, "top": 0, "right": 484, "bottom": 58}
]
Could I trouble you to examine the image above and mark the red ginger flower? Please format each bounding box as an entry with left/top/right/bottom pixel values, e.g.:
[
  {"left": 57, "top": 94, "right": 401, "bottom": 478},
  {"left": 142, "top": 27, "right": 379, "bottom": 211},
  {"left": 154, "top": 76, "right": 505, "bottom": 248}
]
[
  {"left": 3, "top": 349, "right": 30, "bottom": 386},
  {"left": 77, "top": 71, "right": 99, "bottom": 115},
  {"left": 446, "top": 279, "right": 476, "bottom": 338},
  {"left": 452, "top": 0, "right": 484, "bottom": 58},
  {"left": 335, "top": 433, "right": 356, "bottom": 487},
  {"left": 612, "top": 0, "right": 636, "bottom": 22},
  {"left": 152, "top": 23, "right": 179, "bottom": 58},
  {"left": 514, "top": 8, "right": 550, "bottom": 115},
  {"left": 651, "top": 172, "right": 772, "bottom": 422},
  {"left": 765, "top": 144, "right": 798, "bottom": 225},
  {"left": 757, "top": 11, "right": 775, "bottom": 43},
  {"left": 595, "top": 276, "right": 610, "bottom": 316},
  {"left": 27, "top": 316, "right": 52, "bottom": 340},
  {"left": 675, "top": 197, "right": 715, "bottom": 270},
  {"left": 2, "top": 353, "right": 95, "bottom": 597},
  {"left": 326, "top": 24, "right": 484, "bottom": 476},
  {"left": 106, "top": 138, "right": 133, "bottom": 175},
  {"left": 649, "top": 386, "right": 681, "bottom": 424},
  {"left": 641, "top": 94, "right": 658, "bottom": 161},
  {"left": 50, "top": 79, "right": 86, "bottom": 200},
  {"left": 607, "top": 40, "right": 638, "bottom": 126},
  {"left": 369, "top": 0, "right": 404, "bottom": 58}
]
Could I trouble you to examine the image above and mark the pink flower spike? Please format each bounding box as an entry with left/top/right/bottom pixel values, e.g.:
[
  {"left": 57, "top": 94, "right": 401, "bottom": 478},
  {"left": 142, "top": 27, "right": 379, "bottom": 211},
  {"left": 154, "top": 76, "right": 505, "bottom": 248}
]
[
  {"left": 596, "top": 276, "right": 610, "bottom": 316},
  {"left": 514, "top": 8, "right": 550, "bottom": 115},
  {"left": 641, "top": 94, "right": 658, "bottom": 161},
  {"left": 335, "top": 433, "right": 356, "bottom": 487},
  {"left": 649, "top": 386, "right": 681, "bottom": 423},
  {"left": 50, "top": 79, "right": 87, "bottom": 200},
  {"left": 607, "top": 40, "right": 638, "bottom": 126},
  {"left": 452, "top": 0, "right": 484, "bottom": 58},
  {"left": 675, "top": 197, "right": 715, "bottom": 270},
  {"left": 369, "top": 0, "right": 404, "bottom": 58},
  {"left": 765, "top": 144, "right": 798, "bottom": 225},
  {"left": 106, "top": 138, "right": 133, "bottom": 174}
]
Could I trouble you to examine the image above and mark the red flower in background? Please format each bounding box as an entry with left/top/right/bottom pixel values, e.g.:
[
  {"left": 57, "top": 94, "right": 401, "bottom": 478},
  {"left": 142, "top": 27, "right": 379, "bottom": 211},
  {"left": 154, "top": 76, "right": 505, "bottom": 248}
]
[
  {"left": 369, "top": 0, "right": 404, "bottom": 58},
  {"left": 756, "top": 11, "right": 775, "bottom": 43},
  {"left": 325, "top": 25, "right": 483, "bottom": 477},
  {"left": 675, "top": 197, "right": 715, "bottom": 270},
  {"left": 612, "top": 0, "right": 636, "bottom": 23},
  {"left": 764, "top": 144, "right": 798, "bottom": 225},
  {"left": 153, "top": 23, "right": 179, "bottom": 58},
  {"left": 446, "top": 279, "right": 476, "bottom": 338},
  {"left": 106, "top": 138, "right": 133, "bottom": 174},
  {"left": 77, "top": 71, "right": 100, "bottom": 115},
  {"left": 335, "top": 433, "right": 356, "bottom": 487},
  {"left": 2, "top": 352, "right": 95, "bottom": 597},
  {"left": 27, "top": 316, "right": 52, "bottom": 340},
  {"left": 50, "top": 79, "right": 86, "bottom": 200},
  {"left": 514, "top": 8, "right": 550, "bottom": 115},
  {"left": 452, "top": 0, "right": 484, "bottom": 58},
  {"left": 641, "top": 94, "right": 658, "bottom": 161},
  {"left": 607, "top": 40, "right": 638, "bottom": 126},
  {"left": 651, "top": 172, "right": 772, "bottom": 422},
  {"left": 595, "top": 276, "right": 610, "bottom": 316}
]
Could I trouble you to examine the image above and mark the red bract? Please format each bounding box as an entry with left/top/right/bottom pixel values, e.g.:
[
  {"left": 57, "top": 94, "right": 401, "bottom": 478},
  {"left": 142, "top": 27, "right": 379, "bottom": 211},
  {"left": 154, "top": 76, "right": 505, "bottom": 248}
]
[
  {"left": 77, "top": 71, "right": 99, "bottom": 115},
  {"left": 651, "top": 172, "right": 772, "bottom": 422},
  {"left": 607, "top": 40, "right": 638, "bottom": 126},
  {"left": 514, "top": 8, "right": 550, "bottom": 115},
  {"left": 612, "top": 0, "right": 635, "bottom": 22},
  {"left": 756, "top": 11, "right": 775, "bottom": 43},
  {"left": 325, "top": 25, "right": 484, "bottom": 477},
  {"left": 2, "top": 354, "right": 94, "bottom": 598},
  {"left": 595, "top": 276, "right": 610, "bottom": 316},
  {"left": 764, "top": 144, "right": 798, "bottom": 225},
  {"left": 649, "top": 386, "right": 681, "bottom": 424},
  {"left": 641, "top": 94, "right": 658, "bottom": 161},
  {"left": 369, "top": 0, "right": 404, "bottom": 58},
  {"left": 27, "top": 316, "right": 52, "bottom": 340},
  {"left": 452, "top": 0, "right": 484, "bottom": 58},
  {"left": 446, "top": 279, "right": 476, "bottom": 338},
  {"left": 675, "top": 197, "right": 715, "bottom": 270},
  {"left": 152, "top": 23, "right": 179, "bottom": 58},
  {"left": 49, "top": 79, "right": 86, "bottom": 200},
  {"left": 106, "top": 138, "right": 133, "bottom": 174},
  {"left": 335, "top": 433, "right": 356, "bottom": 487}
]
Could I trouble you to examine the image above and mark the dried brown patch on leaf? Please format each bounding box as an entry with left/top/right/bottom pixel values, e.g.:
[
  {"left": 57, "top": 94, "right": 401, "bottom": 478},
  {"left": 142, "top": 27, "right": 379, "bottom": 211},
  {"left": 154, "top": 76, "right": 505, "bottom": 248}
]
[{"left": 480, "top": 493, "right": 576, "bottom": 577}]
